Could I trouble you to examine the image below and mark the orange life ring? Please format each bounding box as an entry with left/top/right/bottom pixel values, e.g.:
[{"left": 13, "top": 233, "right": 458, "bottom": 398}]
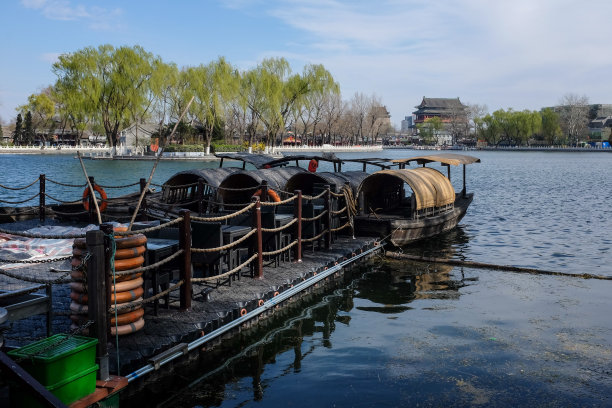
[
  {"left": 110, "top": 307, "right": 144, "bottom": 325},
  {"left": 73, "top": 233, "right": 147, "bottom": 250},
  {"left": 110, "top": 317, "right": 145, "bottom": 336},
  {"left": 113, "top": 276, "right": 143, "bottom": 292},
  {"left": 114, "top": 271, "right": 143, "bottom": 283},
  {"left": 114, "top": 255, "right": 145, "bottom": 271},
  {"left": 82, "top": 184, "right": 108, "bottom": 212},
  {"left": 253, "top": 188, "right": 281, "bottom": 203},
  {"left": 111, "top": 286, "right": 144, "bottom": 303},
  {"left": 258, "top": 299, "right": 264, "bottom": 307},
  {"left": 115, "top": 245, "right": 146, "bottom": 260},
  {"left": 240, "top": 308, "right": 247, "bottom": 317}
]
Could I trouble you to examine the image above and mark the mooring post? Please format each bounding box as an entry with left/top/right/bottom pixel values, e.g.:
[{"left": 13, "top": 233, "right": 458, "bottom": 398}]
[
  {"left": 197, "top": 179, "right": 204, "bottom": 215},
  {"left": 294, "top": 190, "right": 302, "bottom": 262},
  {"left": 251, "top": 197, "right": 263, "bottom": 278},
  {"left": 324, "top": 185, "right": 332, "bottom": 249},
  {"left": 86, "top": 228, "right": 110, "bottom": 381},
  {"left": 88, "top": 176, "right": 95, "bottom": 224},
  {"left": 39, "top": 174, "right": 45, "bottom": 222},
  {"left": 139, "top": 178, "right": 148, "bottom": 221},
  {"left": 178, "top": 209, "right": 192, "bottom": 311}
]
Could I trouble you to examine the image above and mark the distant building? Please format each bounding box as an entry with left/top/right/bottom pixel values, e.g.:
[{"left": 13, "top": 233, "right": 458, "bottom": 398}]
[
  {"left": 370, "top": 105, "right": 391, "bottom": 132},
  {"left": 588, "top": 116, "right": 612, "bottom": 143},
  {"left": 400, "top": 116, "right": 413, "bottom": 132},
  {"left": 413, "top": 97, "right": 467, "bottom": 124},
  {"left": 119, "top": 123, "right": 157, "bottom": 147}
]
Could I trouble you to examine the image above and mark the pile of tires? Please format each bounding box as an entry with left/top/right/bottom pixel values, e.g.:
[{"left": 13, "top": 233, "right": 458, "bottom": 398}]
[{"left": 71, "top": 228, "right": 147, "bottom": 336}]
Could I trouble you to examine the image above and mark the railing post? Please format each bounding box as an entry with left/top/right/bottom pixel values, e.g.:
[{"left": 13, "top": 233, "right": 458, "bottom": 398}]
[
  {"left": 139, "top": 178, "right": 148, "bottom": 221},
  {"left": 324, "top": 185, "right": 332, "bottom": 249},
  {"left": 39, "top": 174, "right": 45, "bottom": 222},
  {"left": 179, "top": 209, "right": 192, "bottom": 311},
  {"left": 88, "top": 176, "right": 95, "bottom": 224},
  {"left": 251, "top": 197, "right": 263, "bottom": 278},
  {"left": 197, "top": 179, "right": 204, "bottom": 215},
  {"left": 294, "top": 190, "right": 302, "bottom": 262},
  {"left": 87, "top": 227, "right": 110, "bottom": 381}
]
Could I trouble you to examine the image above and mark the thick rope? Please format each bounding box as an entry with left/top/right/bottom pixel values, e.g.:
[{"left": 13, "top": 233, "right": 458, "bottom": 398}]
[
  {"left": 301, "top": 230, "right": 327, "bottom": 243},
  {"left": 191, "top": 202, "right": 257, "bottom": 222},
  {"left": 260, "top": 195, "right": 297, "bottom": 206},
  {"left": 262, "top": 240, "right": 297, "bottom": 256},
  {"left": 0, "top": 268, "right": 72, "bottom": 284},
  {"left": 0, "top": 177, "right": 40, "bottom": 190},
  {"left": 0, "top": 227, "right": 86, "bottom": 239},
  {"left": 385, "top": 252, "right": 612, "bottom": 281},
  {"left": 331, "top": 206, "right": 346, "bottom": 215},
  {"left": 301, "top": 210, "right": 328, "bottom": 222},
  {"left": 191, "top": 229, "right": 256, "bottom": 253},
  {"left": 302, "top": 190, "right": 328, "bottom": 201},
  {"left": 112, "top": 217, "right": 183, "bottom": 236},
  {"left": 109, "top": 280, "right": 185, "bottom": 313},
  {"left": 331, "top": 221, "right": 351, "bottom": 232},
  {"left": 0, "top": 192, "right": 40, "bottom": 204},
  {"left": 112, "top": 249, "right": 184, "bottom": 277},
  {"left": 261, "top": 217, "right": 297, "bottom": 233},
  {"left": 191, "top": 254, "right": 258, "bottom": 283}
]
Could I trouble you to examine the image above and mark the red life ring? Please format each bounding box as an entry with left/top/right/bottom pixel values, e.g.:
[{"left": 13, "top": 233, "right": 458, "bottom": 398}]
[
  {"left": 82, "top": 184, "right": 108, "bottom": 212},
  {"left": 253, "top": 188, "right": 281, "bottom": 202},
  {"left": 308, "top": 159, "right": 318, "bottom": 172}
]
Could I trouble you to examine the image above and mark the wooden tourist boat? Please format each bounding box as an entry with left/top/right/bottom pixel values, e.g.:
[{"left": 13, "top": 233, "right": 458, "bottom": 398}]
[{"left": 353, "top": 153, "right": 480, "bottom": 246}]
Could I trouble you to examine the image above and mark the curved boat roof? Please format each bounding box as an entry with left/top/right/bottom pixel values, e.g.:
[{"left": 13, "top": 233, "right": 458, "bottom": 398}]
[
  {"left": 217, "top": 167, "right": 306, "bottom": 205},
  {"left": 215, "top": 152, "right": 282, "bottom": 169},
  {"left": 163, "top": 167, "right": 239, "bottom": 188},
  {"left": 358, "top": 167, "right": 455, "bottom": 210},
  {"left": 391, "top": 153, "right": 481, "bottom": 166},
  {"left": 284, "top": 171, "right": 369, "bottom": 195}
]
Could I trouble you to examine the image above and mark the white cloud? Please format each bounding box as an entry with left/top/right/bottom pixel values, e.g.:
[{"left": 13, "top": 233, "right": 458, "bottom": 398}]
[
  {"left": 40, "top": 53, "right": 61, "bottom": 64},
  {"left": 21, "top": 0, "right": 122, "bottom": 30},
  {"left": 255, "top": 0, "right": 612, "bottom": 124}
]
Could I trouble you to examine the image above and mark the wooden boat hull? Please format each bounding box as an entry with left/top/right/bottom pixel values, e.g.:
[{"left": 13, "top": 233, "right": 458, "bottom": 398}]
[{"left": 353, "top": 193, "right": 473, "bottom": 246}]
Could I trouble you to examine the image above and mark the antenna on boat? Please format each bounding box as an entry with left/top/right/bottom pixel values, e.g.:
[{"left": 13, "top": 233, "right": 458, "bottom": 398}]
[{"left": 127, "top": 96, "right": 195, "bottom": 231}]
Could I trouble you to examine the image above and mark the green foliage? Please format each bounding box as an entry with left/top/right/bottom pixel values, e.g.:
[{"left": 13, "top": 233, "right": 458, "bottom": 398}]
[
  {"left": 211, "top": 142, "right": 243, "bottom": 152},
  {"left": 53, "top": 44, "right": 162, "bottom": 147},
  {"left": 13, "top": 113, "right": 23, "bottom": 144},
  {"left": 24, "top": 111, "right": 35, "bottom": 145},
  {"left": 541, "top": 108, "right": 562, "bottom": 145},
  {"left": 163, "top": 144, "right": 204, "bottom": 152},
  {"left": 477, "top": 109, "right": 543, "bottom": 146},
  {"left": 417, "top": 117, "right": 443, "bottom": 145}
]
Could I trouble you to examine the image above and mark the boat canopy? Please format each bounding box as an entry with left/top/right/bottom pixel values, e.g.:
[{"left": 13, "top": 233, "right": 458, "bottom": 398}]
[
  {"left": 214, "top": 152, "right": 282, "bottom": 169},
  {"left": 284, "top": 171, "right": 369, "bottom": 195},
  {"left": 358, "top": 167, "right": 455, "bottom": 211},
  {"left": 161, "top": 168, "right": 239, "bottom": 204},
  {"left": 391, "top": 153, "right": 481, "bottom": 167},
  {"left": 217, "top": 167, "right": 306, "bottom": 205}
]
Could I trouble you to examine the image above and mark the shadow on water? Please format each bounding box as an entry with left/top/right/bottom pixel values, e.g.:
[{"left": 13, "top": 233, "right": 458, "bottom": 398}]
[{"left": 124, "top": 256, "right": 481, "bottom": 408}]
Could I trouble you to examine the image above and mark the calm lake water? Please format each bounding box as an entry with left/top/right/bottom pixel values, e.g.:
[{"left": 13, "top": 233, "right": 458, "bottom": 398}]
[{"left": 1, "top": 150, "right": 611, "bottom": 406}]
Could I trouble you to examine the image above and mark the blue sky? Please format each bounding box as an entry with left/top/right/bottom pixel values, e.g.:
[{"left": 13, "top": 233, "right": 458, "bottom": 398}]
[{"left": 2, "top": 0, "right": 612, "bottom": 127}]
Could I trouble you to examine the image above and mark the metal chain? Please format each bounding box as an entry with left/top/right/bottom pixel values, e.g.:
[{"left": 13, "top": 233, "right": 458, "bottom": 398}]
[
  {"left": 0, "top": 226, "right": 86, "bottom": 239},
  {"left": 0, "top": 254, "right": 72, "bottom": 264},
  {"left": 45, "top": 178, "right": 87, "bottom": 188},
  {"left": 97, "top": 181, "right": 140, "bottom": 189},
  {"left": 0, "top": 192, "right": 40, "bottom": 204},
  {"left": 0, "top": 267, "right": 72, "bottom": 284},
  {"left": 44, "top": 192, "right": 80, "bottom": 204},
  {"left": 0, "top": 177, "right": 40, "bottom": 190}
]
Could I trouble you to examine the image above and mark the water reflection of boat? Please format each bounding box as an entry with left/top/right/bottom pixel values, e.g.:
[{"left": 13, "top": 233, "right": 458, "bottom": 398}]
[{"left": 353, "top": 153, "right": 480, "bottom": 246}]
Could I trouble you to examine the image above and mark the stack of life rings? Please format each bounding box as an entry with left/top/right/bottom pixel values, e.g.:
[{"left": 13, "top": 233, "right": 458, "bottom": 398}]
[{"left": 70, "top": 227, "right": 147, "bottom": 336}]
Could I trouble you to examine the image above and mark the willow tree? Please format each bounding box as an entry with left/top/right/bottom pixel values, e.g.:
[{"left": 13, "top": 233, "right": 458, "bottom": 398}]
[
  {"left": 541, "top": 108, "right": 562, "bottom": 145},
  {"left": 185, "top": 57, "right": 238, "bottom": 154},
  {"left": 52, "top": 44, "right": 161, "bottom": 151}
]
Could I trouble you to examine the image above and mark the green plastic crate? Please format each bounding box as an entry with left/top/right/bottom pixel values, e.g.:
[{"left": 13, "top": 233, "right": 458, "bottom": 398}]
[
  {"left": 7, "top": 334, "right": 98, "bottom": 386},
  {"left": 11, "top": 364, "right": 99, "bottom": 407}
]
